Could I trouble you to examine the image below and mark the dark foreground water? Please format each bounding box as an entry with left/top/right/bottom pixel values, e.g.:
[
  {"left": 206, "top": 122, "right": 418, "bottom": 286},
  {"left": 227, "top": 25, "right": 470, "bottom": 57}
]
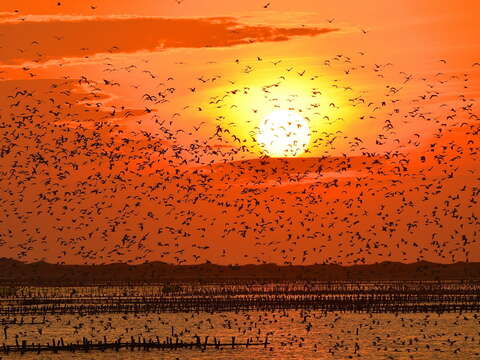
[{"left": 1, "top": 282, "right": 479, "bottom": 359}]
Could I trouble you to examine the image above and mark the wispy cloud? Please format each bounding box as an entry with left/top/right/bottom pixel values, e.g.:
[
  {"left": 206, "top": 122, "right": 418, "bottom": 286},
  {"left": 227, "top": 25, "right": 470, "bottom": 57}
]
[{"left": 0, "top": 16, "right": 337, "bottom": 65}]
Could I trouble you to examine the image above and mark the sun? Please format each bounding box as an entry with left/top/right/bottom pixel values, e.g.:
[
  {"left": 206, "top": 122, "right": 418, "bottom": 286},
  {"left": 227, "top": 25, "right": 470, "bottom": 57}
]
[{"left": 257, "top": 110, "right": 310, "bottom": 157}]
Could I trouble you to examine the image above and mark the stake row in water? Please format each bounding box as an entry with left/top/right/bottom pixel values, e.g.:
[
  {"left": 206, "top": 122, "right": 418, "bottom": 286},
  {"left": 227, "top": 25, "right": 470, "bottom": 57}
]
[
  {"left": 1, "top": 335, "right": 270, "bottom": 354},
  {"left": 1, "top": 297, "right": 479, "bottom": 315}
]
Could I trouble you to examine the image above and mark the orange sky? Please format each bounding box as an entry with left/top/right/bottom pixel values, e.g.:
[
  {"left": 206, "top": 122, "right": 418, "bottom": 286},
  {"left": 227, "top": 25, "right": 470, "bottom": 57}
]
[{"left": 0, "top": 0, "right": 479, "bottom": 265}]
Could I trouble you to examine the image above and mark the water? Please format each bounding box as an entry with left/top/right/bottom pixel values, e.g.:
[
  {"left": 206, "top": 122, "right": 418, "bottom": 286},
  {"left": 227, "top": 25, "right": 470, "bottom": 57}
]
[{"left": 1, "top": 284, "right": 480, "bottom": 359}]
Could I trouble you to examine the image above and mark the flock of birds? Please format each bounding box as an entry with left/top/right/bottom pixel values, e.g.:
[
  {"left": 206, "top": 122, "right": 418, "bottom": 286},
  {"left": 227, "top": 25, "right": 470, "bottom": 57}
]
[{"left": 0, "top": 5, "right": 479, "bottom": 269}]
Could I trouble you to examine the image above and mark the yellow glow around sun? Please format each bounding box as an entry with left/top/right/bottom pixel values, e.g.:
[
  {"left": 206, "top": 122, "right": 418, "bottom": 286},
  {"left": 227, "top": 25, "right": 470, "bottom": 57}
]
[
  {"left": 257, "top": 110, "right": 310, "bottom": 157},
  {"left": 201, "top": 58, "right": 361, "bottom": 158}
]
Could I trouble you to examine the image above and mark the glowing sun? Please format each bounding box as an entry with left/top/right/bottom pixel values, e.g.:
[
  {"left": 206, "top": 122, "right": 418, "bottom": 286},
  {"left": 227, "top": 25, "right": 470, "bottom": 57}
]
[{"left": 257, "top": 110, "right": 310, "bottom": 157}]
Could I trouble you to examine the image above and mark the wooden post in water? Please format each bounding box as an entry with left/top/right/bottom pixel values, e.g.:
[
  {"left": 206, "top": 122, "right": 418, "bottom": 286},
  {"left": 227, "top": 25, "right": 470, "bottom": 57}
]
[{"left": 231, "top": 336, "right": 235, "bottom": 349}]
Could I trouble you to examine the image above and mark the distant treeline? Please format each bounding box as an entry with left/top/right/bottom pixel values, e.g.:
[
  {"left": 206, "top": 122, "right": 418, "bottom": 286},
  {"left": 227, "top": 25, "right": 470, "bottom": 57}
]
[{"left": 0, "top": 258, "right": 479, "bottom": 285}]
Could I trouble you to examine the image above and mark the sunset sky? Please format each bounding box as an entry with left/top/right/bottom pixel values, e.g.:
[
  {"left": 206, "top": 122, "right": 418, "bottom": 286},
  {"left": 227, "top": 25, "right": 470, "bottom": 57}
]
[{"left": 0, "top": 0, "right": 479, "bottom": 265}]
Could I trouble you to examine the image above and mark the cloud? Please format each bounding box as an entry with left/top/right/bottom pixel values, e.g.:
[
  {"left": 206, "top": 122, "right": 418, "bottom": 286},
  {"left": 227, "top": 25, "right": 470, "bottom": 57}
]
[{"left": 0, "top": 16, "right": 337, "bottom": 65}]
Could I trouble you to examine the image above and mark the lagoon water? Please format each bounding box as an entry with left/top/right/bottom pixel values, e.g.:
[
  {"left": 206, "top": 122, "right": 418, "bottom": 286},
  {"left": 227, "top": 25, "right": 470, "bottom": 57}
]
[{"left": 1, "top": 283, "right": 480, "bottom": 359}]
